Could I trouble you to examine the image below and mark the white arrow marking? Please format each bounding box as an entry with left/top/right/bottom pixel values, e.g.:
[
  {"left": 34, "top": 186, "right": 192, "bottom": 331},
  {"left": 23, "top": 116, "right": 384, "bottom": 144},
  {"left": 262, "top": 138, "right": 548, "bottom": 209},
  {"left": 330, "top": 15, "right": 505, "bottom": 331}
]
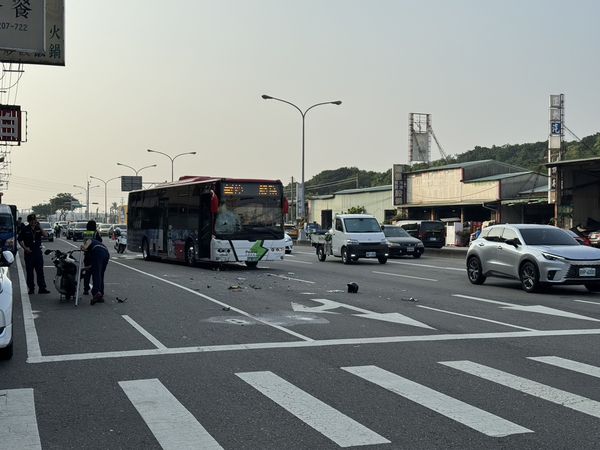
[
  {"left": 292, "top": 298, "right": 435, "bottom": 329},
  {"left": 453, "top": 294, "right": 600, "bottom": 322},
  {"left": 501, "top": 305, "right": 600, "bottom": 322}
]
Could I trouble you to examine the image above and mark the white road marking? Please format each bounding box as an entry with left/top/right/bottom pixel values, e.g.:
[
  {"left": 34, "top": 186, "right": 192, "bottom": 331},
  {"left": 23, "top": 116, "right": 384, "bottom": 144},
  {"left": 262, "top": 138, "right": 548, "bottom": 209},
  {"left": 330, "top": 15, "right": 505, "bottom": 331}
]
[
  {"left": 372, "top": 271, "right": 438, "bottom": 282},
  {"left": 343, "top": 365, "right": 532, "bottom": 437},
  {"left": 292, "top": 298, "right": 435, "bottom": 329},
  {"left": 122, "top": 315, "right": 167, "bottom": 349},
  {"left": 119, "top": 378, "right": 223, "bottom": 450},
  {"left": 16, "top": 255, "right": 42, "bottom": 359},
  {"left": 528, "top": 356, "right": 600, "bottom": 378},
  {"left": 266, "top": 273, "right": 315, "bottom": 284},
  {"left": 28, "top": 328, "right": 600, "bottom": 364},
  {"left": 281, "top": 259, "right": 313, "bottom": 265},
  {"left": 574, "top": 299, "right": 600, "bottom": 306},
  {"left": 453, "top": 294, "right": 600, "bottom": 322},
  {"left": 0, "top": 389, "right": 42, "bottom": 449},
  {"left": 417, "top": 305, "right": 537, "bottom": 331},
  {"left": 111, "top": 260, "right": 313, "bottom": 341},
  {"left": 387, "top": 260, "right": 464, "bottom": 271},
  {"left": 441, "top": 360, "right": 600, "bottom": 418},
  {"left": 237, "top": 371, "right": 390, "bottom": 447}
]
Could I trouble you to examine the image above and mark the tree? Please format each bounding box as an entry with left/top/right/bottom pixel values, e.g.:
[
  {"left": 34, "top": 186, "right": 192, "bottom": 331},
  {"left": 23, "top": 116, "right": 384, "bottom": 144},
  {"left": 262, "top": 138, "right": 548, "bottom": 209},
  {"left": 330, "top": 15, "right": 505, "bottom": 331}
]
[
  {"left": 32, "top": 193, "right": 81, "bottom": 220},
  {"left": 347, "top": 206, "right": 366, "bottom": 214}
]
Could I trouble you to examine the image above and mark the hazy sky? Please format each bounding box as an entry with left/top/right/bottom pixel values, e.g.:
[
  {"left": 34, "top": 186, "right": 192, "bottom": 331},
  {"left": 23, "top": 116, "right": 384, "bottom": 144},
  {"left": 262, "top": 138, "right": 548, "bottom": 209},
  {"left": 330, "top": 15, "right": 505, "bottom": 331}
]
[{"left": 2, "top": 0, "right": 600, "bottom": 211}]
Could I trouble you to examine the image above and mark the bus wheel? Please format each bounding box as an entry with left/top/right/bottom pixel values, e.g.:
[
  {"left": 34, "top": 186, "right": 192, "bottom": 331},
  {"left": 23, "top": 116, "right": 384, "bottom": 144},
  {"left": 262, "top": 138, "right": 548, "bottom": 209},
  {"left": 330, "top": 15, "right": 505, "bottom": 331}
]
[
  {"left": 245, "top": 261, "right": 258, "bottom": 269},
  {"left": 142, "top": 239, "right": 151, "bottom": 261},
  {"left": 185, "top": 241, "right": 196, "bottom": 266}
]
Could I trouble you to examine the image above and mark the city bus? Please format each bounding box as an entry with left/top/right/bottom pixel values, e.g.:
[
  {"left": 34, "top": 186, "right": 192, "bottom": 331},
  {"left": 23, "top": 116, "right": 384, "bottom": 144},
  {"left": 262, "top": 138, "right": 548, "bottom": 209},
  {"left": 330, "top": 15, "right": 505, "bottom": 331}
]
[{"left": 127, "top": 176, "right": 288, "bottom": 268}]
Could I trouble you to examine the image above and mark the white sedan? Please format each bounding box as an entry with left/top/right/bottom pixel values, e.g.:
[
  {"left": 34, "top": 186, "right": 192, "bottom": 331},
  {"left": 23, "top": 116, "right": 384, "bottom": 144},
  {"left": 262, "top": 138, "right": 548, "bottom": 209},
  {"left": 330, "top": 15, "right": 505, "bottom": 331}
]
[
  {"left": 0, "top": 250, "right": 15, "bottom": 360},
  {"left": 284, "top": 233, "right": 294, "bottom": 254}
]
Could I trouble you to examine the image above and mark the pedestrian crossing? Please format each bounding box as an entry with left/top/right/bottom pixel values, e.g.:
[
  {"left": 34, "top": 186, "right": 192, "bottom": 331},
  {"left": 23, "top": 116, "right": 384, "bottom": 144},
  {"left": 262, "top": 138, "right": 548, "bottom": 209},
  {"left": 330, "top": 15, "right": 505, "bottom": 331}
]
[{"left": 6, "top": 355, "right": 600, "bottom": 448}]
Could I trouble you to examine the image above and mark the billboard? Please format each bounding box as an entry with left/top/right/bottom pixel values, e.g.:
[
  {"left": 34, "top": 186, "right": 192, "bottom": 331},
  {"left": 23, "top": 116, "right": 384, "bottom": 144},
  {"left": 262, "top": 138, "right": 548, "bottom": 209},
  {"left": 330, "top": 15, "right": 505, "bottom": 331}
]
[
  {"left": 409, "top": 113, "right": 431, "bottom": 163},
  {"left": 393, "top": 164, "right": 408, "bottom": 207},
  {"left": 0, "top": 0, "right": 64, "bottom": 65},
  {"left": 0, "top": 0, "right": 46, "bottom": 52},
  {"left": 0, "top": 105, "right": 22, "bottom": 142},
  {"left": 121, "top": 176, "right": 142, "bottom": 192}
]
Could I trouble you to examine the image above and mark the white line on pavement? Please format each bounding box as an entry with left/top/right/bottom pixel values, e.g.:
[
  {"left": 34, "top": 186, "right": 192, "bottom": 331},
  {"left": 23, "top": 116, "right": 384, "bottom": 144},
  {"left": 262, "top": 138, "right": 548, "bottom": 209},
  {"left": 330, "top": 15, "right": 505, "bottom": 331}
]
[
  {"left": 111, "top": 260, "right": 314, "bottom": 341},
  {"left": 372, "top": 271, "right": 438, "bottom": 282},
  {"left": 122, "top": 315, "right": 167, "bottom": 349},
  {"left": 266, "top": 273, "right": 316, "bottom": 284},
  {"left": 441, "top": 360, "right": 600, "bottom": 419},
  {"left": 27, "top": 327, "right": 600, "bottom": 364},
  {"left": 342, "top": 365, "right": 532, "bottom": 437},
  {"left": 574, "top": 299, "right": 600, "bottom": 305},
  {"left": 417, "top": 305, "right": 537, "bottom": 331},
  {"left": 0, "top": 389, "right": 42, "bottom": 449},
  {"left": 452, "top": 294, "right": 510, "bottom": 306},
  {"left": 281, "top": 259, "right": 313, "bottom": 265},
  {"left": 119, "top": 379, "right": 223, "bottom": 450},
  {"left": 16, "top": 255, "right": 42, "bottom": 360},
  {"left": 387, "top": 260, "right": 464, "bottom": 271},
  {"left": 237, "top": 371, "right": 390, "bottom": 447},
  {"left": 528, "top": 356, "right": 600, "bottom": 378}
]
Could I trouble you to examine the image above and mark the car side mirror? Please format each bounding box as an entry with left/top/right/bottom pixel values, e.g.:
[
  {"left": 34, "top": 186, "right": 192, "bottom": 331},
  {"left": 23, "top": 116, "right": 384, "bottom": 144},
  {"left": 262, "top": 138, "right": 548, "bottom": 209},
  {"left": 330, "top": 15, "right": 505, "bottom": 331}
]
[{"left": 1, "top": 250, "right": 15, "bottom": 266}]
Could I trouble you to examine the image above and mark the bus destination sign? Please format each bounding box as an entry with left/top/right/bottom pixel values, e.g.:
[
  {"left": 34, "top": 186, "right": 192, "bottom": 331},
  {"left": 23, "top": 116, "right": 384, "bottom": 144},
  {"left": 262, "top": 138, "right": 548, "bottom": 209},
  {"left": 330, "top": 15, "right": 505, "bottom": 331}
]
[{"left": 222, "top": 183, "right": 280, "bottom": 197}]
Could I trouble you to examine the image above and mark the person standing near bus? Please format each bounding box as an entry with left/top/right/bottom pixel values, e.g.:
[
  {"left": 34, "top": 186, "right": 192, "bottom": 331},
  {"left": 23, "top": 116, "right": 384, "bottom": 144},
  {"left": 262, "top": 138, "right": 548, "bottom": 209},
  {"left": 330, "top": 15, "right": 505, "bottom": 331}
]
[{"left": 18, "top": 214, "right": 50, "bottom": 295}]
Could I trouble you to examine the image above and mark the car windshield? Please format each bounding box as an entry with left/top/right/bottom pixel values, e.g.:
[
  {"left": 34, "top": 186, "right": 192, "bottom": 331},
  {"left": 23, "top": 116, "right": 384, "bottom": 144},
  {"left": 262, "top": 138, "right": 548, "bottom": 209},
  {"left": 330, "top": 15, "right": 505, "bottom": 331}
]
[
  {"left": 421, "top": 221, "right": 445, "bottom": 232},
  {"left": 75, "top": 222, "right": 88, "bottom": 229},
  {"left": 519, "top": 228, "right": 578, "bottom": 246},
  {"left": 383, "top": 227, "right": 411, "bottom": 238},
  {"left": 344, "top": 218, "right": 381, "bottom": 233},
  {"left": 39, "top": 222, "right": 52, "bottom": 229}
]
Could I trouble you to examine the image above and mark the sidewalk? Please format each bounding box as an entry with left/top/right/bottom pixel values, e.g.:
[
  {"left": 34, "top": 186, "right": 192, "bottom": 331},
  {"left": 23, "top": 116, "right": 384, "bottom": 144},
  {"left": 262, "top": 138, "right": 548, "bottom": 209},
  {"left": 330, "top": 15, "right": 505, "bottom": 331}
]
[{"left": 294, "top": 240, "right": 468, "bottom": 260}]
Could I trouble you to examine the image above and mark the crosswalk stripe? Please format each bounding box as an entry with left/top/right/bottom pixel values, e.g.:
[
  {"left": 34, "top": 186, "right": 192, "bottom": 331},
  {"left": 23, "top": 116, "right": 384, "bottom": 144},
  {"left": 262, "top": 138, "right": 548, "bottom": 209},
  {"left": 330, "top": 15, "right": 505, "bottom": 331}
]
[
  {"left": 119, "top": 379, "right": 223, "bottom": 450},
  {"left": 441, "top": 360, "right": 600, "bottom": 419},
  {"left": 0, "top": 388, "right": 42, "bottom": 449},
  {"left": 342, "top": 365, "right": 531, "bottom": 437},
  {"left": 236, "top": 371, "right": 390, "bottom": 447},
  {"left": 528, "top": 356, "right": 600, "bottom": 378}
]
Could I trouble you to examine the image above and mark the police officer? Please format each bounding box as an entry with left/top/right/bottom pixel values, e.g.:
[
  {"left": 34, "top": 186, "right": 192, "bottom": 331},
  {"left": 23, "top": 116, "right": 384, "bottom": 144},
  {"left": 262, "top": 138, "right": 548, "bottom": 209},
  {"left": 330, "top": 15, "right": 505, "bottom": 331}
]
[{"left": 18, "top": 214, "right": 50, "bottom": 295}]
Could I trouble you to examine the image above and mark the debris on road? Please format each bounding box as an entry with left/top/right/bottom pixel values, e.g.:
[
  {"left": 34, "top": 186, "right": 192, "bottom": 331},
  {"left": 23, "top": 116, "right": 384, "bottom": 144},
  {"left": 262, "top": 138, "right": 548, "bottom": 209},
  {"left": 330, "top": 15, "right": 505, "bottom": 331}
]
[
  {"left": 401, "top": 297, "right": 418, "bottom": 302},
  {"left": 326, "top": 289, "right": 344, "bottom": 293},
  {"left": 228, "top": 285, "right": 243, "bottom": 290},
  {"left": 347, "top": 282, "right": 359, "bottom": 293},
  {"left": 222, "top": 306, "right": 231, "bottom": 311},
  {"left": 116, "top": 297, "right": 127, "bottom": 303}
]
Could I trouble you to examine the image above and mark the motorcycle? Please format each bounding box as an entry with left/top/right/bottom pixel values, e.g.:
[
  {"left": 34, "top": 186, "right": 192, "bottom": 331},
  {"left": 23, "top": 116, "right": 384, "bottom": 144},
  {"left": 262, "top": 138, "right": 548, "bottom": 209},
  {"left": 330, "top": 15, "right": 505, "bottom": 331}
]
[
  {"left": 114, "top": 228, "right": 127, "bottom": 254},
  {"left": 44, "top": 249, "right": 85, "bottom": 304}
]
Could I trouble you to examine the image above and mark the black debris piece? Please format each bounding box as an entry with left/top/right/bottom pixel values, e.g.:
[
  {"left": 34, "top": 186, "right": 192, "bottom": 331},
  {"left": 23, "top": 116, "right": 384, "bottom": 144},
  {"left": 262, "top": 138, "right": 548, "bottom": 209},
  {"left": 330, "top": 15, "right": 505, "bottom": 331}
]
[{"left": 347, "top": 282, "right": 359, "bottom": 294}]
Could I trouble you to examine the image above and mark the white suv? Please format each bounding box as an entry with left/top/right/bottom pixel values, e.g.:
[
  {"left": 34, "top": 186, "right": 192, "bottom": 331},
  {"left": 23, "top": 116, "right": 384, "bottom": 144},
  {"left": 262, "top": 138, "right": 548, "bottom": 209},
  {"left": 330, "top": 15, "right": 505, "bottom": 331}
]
[{"left": 0, "top": 250, "right": 15, "bottom": 360}]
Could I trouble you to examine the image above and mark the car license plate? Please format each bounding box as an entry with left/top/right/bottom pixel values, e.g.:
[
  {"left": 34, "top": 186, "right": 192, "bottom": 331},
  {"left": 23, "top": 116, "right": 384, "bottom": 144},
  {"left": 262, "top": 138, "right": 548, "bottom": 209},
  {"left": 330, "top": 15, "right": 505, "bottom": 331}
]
[
  {"left": 429, "top": 237, "right": 437, "bottom": 241},
  {"left": 406, "top": 246, "right": 414, "bottom": 252},
  {"left": 579, "top": 267, "right": 596, "bottom": 277},
  {"left": 366, "top": 251, "right": 376, "bottom": 257}
]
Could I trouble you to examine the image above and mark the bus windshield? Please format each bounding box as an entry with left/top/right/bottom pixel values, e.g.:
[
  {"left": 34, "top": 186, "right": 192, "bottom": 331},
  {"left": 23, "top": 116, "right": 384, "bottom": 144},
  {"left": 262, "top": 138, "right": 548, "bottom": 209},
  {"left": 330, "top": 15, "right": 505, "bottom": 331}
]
[{"left": 215, "top": 196, "right": 282, "bottom": 240}]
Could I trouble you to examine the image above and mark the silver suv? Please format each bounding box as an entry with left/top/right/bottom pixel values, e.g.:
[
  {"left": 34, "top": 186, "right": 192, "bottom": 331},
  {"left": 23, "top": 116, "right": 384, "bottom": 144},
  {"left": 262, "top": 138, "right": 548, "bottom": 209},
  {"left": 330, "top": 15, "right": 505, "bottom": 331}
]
[{"left": 466, "top": 224, "right": 600, "bottom": 293}]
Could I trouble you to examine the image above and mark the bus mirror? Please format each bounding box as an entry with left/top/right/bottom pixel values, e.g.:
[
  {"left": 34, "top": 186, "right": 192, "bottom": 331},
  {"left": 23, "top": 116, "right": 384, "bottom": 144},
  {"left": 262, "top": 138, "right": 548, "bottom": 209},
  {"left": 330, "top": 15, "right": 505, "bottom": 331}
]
[
  {"left": 210, "top": 193, "right": 219, "bottom": 214},
  {"left": 283, "top": 197, "right": 289, "bottom": 215}
]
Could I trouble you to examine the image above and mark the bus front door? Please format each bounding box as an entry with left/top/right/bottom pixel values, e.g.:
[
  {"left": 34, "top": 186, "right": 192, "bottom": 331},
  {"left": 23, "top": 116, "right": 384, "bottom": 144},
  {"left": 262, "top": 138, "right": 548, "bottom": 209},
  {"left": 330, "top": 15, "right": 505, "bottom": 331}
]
[{"left": 159, "top": 198, "right": 168, "bottom": 255}]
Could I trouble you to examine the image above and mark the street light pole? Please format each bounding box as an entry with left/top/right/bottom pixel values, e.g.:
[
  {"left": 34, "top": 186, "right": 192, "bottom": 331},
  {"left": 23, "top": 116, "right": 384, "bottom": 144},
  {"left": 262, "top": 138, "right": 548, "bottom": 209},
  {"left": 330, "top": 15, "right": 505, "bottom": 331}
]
[
  {"left": 116, "top": 162, "right": 157, "bottom": 175},
  {"left": 146, "top": 149, "right": 197, "bottom": 182},
  {"left": 261, "top": 94, "right": 342, "bottom": 222},
  {"left": 90, "top": 176, "right": 120, "bottom": 223}
]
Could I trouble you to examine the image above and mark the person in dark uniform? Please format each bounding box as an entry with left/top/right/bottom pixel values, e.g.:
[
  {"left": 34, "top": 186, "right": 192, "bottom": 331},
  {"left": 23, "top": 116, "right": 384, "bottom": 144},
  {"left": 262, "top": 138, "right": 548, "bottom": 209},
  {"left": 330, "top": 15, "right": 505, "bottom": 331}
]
[
  {"left": 82, "top": 237, "right": 109, "bottom": 305},
  {"left": 82, "top": 220, "right": 102, "bottom": 296},
  {"left": 18, "top": 214, "right": 50, "bottom": 295}
]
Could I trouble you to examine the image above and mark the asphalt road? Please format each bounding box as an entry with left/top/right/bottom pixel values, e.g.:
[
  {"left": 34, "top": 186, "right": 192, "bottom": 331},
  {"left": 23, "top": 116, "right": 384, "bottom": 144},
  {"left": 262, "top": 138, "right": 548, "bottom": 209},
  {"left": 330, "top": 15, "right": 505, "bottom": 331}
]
[{"left": 3, "top": 239, "right": 600, "bottom": 449}]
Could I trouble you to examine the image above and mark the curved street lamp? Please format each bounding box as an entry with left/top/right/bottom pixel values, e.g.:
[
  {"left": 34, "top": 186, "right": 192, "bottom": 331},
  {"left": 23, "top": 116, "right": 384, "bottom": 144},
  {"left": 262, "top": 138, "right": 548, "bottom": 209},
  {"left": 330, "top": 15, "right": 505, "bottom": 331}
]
[
  {"left": 261, "top": 94, "right": 342, "bottom": 221},
  {"left": 90, "top": 176, "right": 120, "bottom": 223},
  {"left": 73, "top": 182, "right": 100, "bottom": 219},
  {"left": 116, "top": 162, "right": 157, "bottom": 175},
  {"left": 147, "top": 149, "right": 197, "bottom": 182}
]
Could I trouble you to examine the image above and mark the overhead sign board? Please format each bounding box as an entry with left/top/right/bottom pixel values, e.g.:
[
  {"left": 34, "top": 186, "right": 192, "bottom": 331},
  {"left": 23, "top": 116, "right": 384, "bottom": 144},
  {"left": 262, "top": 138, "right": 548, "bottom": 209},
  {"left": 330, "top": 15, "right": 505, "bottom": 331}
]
[
  {"left": 0, "top": 105, "right": 21, "bottom": 142},
  {"left": 0, "top": 0, "right": 46, "bottom": 52},
  {"left": 121, "top": 176, "right": 142, "bottom": 192},
  {"left": 0, "top": 0, "right": 64, "bottom": 65}
]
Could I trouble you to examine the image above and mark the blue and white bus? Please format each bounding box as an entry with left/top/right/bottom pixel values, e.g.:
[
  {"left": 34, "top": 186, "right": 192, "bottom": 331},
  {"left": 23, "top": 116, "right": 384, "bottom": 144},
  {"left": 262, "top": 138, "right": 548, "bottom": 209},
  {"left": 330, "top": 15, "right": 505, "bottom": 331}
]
[{"left": 127, "top": 176, "right": 289, "bottom": 268}]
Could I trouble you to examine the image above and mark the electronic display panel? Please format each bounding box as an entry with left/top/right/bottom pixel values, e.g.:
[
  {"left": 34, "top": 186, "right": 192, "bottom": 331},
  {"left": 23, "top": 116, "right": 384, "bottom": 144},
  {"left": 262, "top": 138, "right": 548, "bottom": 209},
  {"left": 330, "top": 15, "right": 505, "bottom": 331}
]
[{"left": 222, "top": 182, "right": 281, "bottom": 197}]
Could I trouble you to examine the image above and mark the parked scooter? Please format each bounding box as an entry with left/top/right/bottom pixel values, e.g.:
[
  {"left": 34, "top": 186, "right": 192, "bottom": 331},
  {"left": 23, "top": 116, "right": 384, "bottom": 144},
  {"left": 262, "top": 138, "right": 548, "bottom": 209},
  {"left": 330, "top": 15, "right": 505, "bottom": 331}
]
[
  {"left": 114, "top": 227, "right": 127, "bottom": 254},
  {"left": 44, "top": 249, "right": 84, "bottom": 303}
]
